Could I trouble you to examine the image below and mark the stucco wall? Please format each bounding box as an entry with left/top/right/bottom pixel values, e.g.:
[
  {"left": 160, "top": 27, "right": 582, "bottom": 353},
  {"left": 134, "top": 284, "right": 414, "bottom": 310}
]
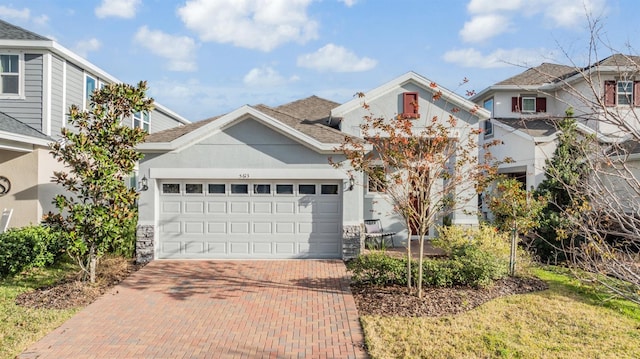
[{"left": 0, "top": 149, "right": 40, "bottom": 227}]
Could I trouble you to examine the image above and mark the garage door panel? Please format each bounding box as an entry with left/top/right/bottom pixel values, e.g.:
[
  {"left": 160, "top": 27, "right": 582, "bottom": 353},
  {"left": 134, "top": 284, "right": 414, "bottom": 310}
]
[
  {"left": 159, "top": 180, "right": 342, "bottom": 259},
  {"left": 207, "top": 222, "right": 227, "bottom": 234},
  {"left": 184, "top": 201, "right": 204, "bottom": 213},
  {"left": 162, "top": 201, "right": 181, "bottom": 214},
  {"left": 253, "top": 202, "right": 272, "bottom": 214},
  {"left": 230, "top": 222, "right": 250, "bottom": 233},
  {"left": 230, "top": 202, "right": 250, "bottom": 213},
  {"left": 184, "top": 222, "right": 204, "bottom": 234},
  {"left": 253, "top": 222, "right": 272, "bottom": 234},
  {"left": 207, "top": 202, "right": 227, "bottom": 213}
]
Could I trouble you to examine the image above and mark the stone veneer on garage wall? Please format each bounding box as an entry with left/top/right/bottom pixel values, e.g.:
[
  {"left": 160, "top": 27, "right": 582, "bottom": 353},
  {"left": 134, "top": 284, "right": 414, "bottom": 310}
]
[{"left": 136, "top": 224, "right": 363, "bottom": 263}]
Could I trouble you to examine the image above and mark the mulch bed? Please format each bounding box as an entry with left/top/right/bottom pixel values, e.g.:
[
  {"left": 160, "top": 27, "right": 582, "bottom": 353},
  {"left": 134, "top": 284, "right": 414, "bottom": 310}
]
[
  {"left": 351, "top": 276, "right": 549, "bottom": 317},
  {"left": 15, "top": 258, "right": 144, "bottom": 310}
]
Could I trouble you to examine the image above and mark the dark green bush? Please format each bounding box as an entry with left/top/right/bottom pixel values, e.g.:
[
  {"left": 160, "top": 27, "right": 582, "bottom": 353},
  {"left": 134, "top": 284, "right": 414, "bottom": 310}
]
[
  {"left": 348, "top": 245, "right": 509, "bottom": 288},
  {"left": 0, "top": 225, "right": 67, "bottom": 277}
]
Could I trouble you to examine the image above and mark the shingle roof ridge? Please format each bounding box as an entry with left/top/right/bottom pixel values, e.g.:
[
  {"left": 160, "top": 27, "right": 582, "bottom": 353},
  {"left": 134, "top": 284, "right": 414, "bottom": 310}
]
[{"left": 0, "top": 19, "right": 49, "bottom": 40}]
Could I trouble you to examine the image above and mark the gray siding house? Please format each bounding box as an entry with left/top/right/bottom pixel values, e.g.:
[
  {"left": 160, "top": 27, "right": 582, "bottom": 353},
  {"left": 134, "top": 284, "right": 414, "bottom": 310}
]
[
  {"left": 136, "top": 72, "right": 489, "bottom": 261},
  {"left": 0, "top": 20, "right": 190, "bottom": 228}
]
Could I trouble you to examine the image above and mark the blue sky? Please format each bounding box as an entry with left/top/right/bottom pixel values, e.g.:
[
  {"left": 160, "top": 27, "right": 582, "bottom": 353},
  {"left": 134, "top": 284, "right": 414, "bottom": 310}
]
[{"left": 2, "top": 0, "right": 637, "bottom": 121}]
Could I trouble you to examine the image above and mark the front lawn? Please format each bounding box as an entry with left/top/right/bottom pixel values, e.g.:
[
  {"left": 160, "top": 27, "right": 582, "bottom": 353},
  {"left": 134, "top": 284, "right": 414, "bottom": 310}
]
[
  {"left": 0, "top": 262, "right": 79, "bottom": 359},
  {"left": 360, "top": 266, "right": 640, "bottom": 358}
]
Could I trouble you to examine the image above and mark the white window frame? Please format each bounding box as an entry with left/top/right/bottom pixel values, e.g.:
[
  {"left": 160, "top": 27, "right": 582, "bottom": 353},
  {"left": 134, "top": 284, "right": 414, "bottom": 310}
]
[
  {"left": 132, "top": 111, "right": 151, "bottom": 131},
  {"left": 617, "top": 80, "right": 633, "bottom": 105},
  {"left": 483, "top": 98, "right": 494, "bottom": 137},
  {"left": 0, "top": 52, "right": 24, "bottom": 99},
  {"left": 84, "top": 73, "right": 97, "bottom": 109},
  {"left": 521, "top": 97, "right": 536, "bottom": 113}
]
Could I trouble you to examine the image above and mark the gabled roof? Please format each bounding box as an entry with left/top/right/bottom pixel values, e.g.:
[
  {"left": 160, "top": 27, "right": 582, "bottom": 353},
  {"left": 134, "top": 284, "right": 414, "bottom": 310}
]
[
  {"left": 495, "top": 63, "right": 576, "bottom": 86},
  {"left": 0, "top": 111, "right": 51, "bottom": 141},
  {"left": 331, "top": 71, "right": 490, "bottom": 120},
  {"left": 140, "top": 96, "right": 351, "bottom": 153},
  {"left": 594, "top": 53, "right": 640, "bottom": 67},
  {"left": 493, "top": 117, "right": 559, "bottom": 138},
  {"left": 0, "top": 19, "right": 49, "bottom": 40}
]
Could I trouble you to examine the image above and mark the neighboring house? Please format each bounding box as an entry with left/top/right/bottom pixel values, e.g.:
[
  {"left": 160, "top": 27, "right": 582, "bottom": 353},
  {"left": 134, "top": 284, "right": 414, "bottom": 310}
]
[
  {"left": 136, "top": 72, "right": 489, "bottom": 261},
  {"left": 471, "top": 54, "right": 640, "bottom": 191},
  {"left": 0, "top": 20, "right": 190, "bottom": 228}
]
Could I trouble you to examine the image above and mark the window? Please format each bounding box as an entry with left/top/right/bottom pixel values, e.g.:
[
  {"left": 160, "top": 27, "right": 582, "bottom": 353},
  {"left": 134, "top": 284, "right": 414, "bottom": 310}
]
[
  {"left": 133, "top": 111, "right": 151, "bottom": 131},
  {"left": 604, "top": 80, "right": 640, "bottom": 106},
  {"left": 208, "top": 184, "right": 225, "bottom": 194},
  {"left": 368, "top": 166, "right": 387, "bottom": 193},
  {"left": 185, "top": 183, "right": 203, "bottom": 194},
  {"left": 618, "top": 81, "right": 633, "bottom": 105},
  {"left": 162, "top": 183, "right": 180, "bottom": 194},
  {"left": 84, "top": 74, "right": 96, "bottom": 108},
  {"left": 522, "top": 97, "right": 536, "bottom": 112},
  {"left": 276, "top": 184, "right": 294, "bottom": 194},
  {"left": 483, "top": 98, "right": 494, "bottom": 137},
  {"left": 254, "top": 184, "right": 271, "bottom": 194},
  {"left": 401, "top": 92, "right": 420, "bottom": 119},
  {"left": 231, "top": 184, "right": 248, "bottom": 194},
  {"left": 299, "top": 184, "right": 316, "bottom": 195},
  {"left": 0, "top": 54, "right": 19, "bottom": 95},
  {"left": 321, "top": 184, "right": 339, "bottom": 195},
  {"left": 511, "top": 96, "right": 546, "bottom": 113}
]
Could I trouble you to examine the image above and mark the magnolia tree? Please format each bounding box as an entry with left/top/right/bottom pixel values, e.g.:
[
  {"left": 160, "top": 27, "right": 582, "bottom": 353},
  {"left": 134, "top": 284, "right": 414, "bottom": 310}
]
[
  {"left": 333, "top": 88, "right": 501, "bottom": 298},
  {"left": 45, "top": 81, "right": 152, "bottom": 283}
]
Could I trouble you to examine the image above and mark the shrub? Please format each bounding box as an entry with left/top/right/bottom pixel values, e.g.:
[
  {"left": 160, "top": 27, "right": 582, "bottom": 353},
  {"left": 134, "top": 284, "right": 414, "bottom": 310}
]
[
  {"left": 451, "top": 244, "right": 508, "bottom": 287},
  {"left": 434, "top": 224, "right": 510, "bottom": 259},
  {"left": 0, "top": 226, "right": 66, "bottom": 277},
  {"left": 347, "top": 251, "right": 407, "bottom": 285}
]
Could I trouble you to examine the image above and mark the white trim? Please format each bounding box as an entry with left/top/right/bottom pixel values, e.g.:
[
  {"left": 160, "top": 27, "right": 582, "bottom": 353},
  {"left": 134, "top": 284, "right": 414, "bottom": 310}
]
[
  {"left": 83, "top": 73, "right": 96, "bottom": 109},
  {"left": 149, "top": 168, "right": 348, "bottom": 180},
  {"left": 0, "top": 130, "right": 50, "bottom": 147},
  {"left": 61, "top": 60, "right": 67, "bottom": 129},
  {"left": 138, "top": 105, "right": 342, "bottom": 154},
  {"left": 42, "top": 52, "right": 52, "bottom": 136},
  {"left": 331, "top": 71, "right": 491, "bottom": 121},
  {"left": 0, "top": 51, "right": 24, "bottom": 99},
  {"left": 0, "top": 139, "right": 34, "bottom": 152}
]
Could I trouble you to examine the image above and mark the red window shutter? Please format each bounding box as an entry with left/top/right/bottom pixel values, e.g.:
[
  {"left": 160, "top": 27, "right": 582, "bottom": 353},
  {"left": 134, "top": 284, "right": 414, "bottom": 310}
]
[
  {"left": 634, "top": 81, "right": 640, "bottom": 106},
  {"left": 511, "top": 97, "right": 520, "bottom": 112},
  {"left": 536, "top": 97, "right": 547, "bottom": 112},
  {"left": 604, "top": 81, "right": 616, "bottom": 107},
  {"left": 402, "top": 92, "right": 420, "bottom": 118}
]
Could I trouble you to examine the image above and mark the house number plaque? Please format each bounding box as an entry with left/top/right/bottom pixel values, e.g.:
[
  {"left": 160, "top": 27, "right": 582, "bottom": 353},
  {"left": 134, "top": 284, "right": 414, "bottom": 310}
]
[
  {"left": 0, "top": 176, "right": 10, "bottom": 196},
  {"left": 239, "top": 173, "right": 250, "bottom": 179}
]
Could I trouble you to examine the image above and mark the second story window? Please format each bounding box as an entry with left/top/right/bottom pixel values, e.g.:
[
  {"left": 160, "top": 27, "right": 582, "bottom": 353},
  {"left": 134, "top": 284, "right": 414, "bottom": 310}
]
[
  {"left": 483, "top": 98, "right": 494, "bottom": 137},
  {"left": 522, "top": 97, "right": 536, "bottom": 112},
  {"left": 617, "top": 80, "right": 633, "bottom": 105},
  {"left": 84, "top": 74, "right": 96, "bottom": 107},
  {"left": 133, "top": 111, "right": 150, "bottom": 131},
  {"left": 0, "top": 54, "right": 20, "bottom": 96},
  {"left": 605, "top": 80, "right": 640, "bottom": 106}
]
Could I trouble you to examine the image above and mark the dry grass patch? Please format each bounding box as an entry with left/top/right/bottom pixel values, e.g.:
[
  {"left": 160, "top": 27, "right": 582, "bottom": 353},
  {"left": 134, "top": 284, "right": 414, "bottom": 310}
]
[{"left": 361, "top": 267, "right": 640, "bottom": 359}]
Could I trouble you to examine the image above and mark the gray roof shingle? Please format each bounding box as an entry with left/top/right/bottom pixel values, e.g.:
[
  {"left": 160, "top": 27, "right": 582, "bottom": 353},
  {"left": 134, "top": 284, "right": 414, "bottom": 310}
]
[
  {"left": 494, "top": 117, "right": 559, "bottom": 138},
  {"left": 144, "top": 96, "right": 348, "bottom": 145},
  {"left": 0, "top": 19, "right": 49, "bottom": 40},
  {"left": 496, "top": 63, "right": 576, "bottom": 86},
  {"left": 0, "top": 111, "right": 51, "bottom": 141}
]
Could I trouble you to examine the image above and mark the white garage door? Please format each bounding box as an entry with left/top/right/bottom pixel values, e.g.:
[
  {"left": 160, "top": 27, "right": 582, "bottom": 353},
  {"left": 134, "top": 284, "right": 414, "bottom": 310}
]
[{"left": 157, "top": 180, "right": 342, "bottom": 259}]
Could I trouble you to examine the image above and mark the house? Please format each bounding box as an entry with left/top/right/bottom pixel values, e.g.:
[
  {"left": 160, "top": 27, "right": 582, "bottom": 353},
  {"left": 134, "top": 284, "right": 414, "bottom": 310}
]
[
  {"left": 471, "top": 54, "right": 640, "bottom": 191},
  {"left": 135, "top": 72, "right": 489, "bottom": 262},
  {"left": 0, "top": 20, "right": 190, "bottom": 228}
]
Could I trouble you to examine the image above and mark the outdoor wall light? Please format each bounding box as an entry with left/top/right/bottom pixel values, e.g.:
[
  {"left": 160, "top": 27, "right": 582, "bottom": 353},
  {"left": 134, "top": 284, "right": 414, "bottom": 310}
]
[
  {"left": 348, "top": 175, "right": 355, "bottom": 191},
  {"left": 139, "top": 176, "right": 149, "bottom": 192}
]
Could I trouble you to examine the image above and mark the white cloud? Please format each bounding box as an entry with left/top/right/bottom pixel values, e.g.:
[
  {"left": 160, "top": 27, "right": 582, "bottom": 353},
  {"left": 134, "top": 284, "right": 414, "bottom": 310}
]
[
  {"left": 297, "top": 44, "right": 377, "bottom": 72},
  {"left": 95, "top": 0, "right": 141, "bottom": 19},
  {"left": 0, "top": 6, "right": 30, "bottom": 21},
  {"left": 460, "top": 14, "right": 511, "bottom": 43},
  {"left": 243, "top": 66, "right": 298, "bottom": 87},
  {"left": 443, "top": 47, "right": 556, "bottom": 68},
  {"left": 177, "top": 0, "right": 318, "bottom": 52},
  {"left": 339, "top": 0, "right": 358, "bottom": 7},
  {"left": 134, "top": 26, "right": 197, "bottom": 72},
  {"left": 74, "top": 38, "right": 101, "bottom": 58},
  {"left": 461, "top": 0, "right": 608, "bottom": 42}
]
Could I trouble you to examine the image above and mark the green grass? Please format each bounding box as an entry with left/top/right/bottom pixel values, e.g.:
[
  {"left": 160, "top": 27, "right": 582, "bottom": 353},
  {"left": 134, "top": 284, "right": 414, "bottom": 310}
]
[
  {"left": 0, "top": 261, "right": 79, "bottom": 359},
  {"left": 361, "top": 266, "right": 640, "bottom": 359}
]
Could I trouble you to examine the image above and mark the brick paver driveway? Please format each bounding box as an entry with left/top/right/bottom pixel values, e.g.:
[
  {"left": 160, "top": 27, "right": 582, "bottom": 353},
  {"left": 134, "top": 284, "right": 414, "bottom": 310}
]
[{"left": 20, "top": 260, "right": 366, "bottom": 359}]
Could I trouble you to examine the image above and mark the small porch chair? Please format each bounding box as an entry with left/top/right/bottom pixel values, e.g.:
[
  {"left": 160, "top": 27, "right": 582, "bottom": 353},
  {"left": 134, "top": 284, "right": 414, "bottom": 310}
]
[{"left": 363, "top": 219, "right": 396, "bottom": 249}]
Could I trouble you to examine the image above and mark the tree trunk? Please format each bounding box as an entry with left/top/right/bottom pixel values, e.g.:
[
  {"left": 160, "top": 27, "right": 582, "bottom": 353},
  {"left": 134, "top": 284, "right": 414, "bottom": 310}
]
[
  {"left": 89, "top": 244, "right": 97, "bottom": 284},
  {"left": 509, "top": 224, "right": 517, "bottom": 276},
  {"left": 417, "top": 233, "right": 425, "bottom": 298},
  {"left": 406, "top": 222, "right": 412, "bottom": 291}
]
